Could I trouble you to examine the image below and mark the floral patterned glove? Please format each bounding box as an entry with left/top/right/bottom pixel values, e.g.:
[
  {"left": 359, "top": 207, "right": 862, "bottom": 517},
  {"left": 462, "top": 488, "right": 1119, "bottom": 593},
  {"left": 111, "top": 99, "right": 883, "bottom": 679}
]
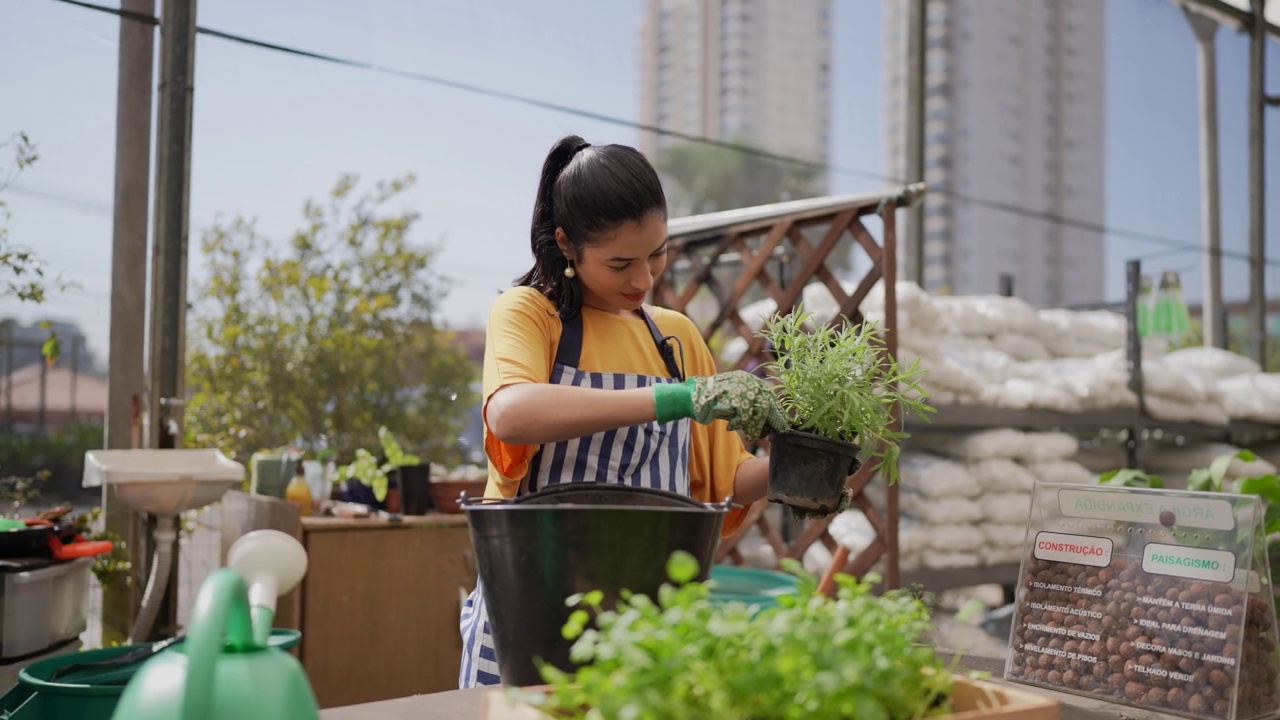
[{"left": 653, "top": 371, "right": 789, "bottom": 441}]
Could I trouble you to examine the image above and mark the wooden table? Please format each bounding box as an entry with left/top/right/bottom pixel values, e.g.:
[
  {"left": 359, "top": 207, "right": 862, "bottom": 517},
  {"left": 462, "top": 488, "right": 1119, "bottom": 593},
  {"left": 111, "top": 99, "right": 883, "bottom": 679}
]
[{"left": 317, "top": 655, "right": 1195, "bottom": 720}]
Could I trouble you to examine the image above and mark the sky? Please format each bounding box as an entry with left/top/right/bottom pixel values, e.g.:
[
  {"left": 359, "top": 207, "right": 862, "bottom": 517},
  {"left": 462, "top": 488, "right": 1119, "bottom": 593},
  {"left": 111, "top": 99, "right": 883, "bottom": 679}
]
[{"left": 1, "top": 0, "right": 1278, "bottom": 366}]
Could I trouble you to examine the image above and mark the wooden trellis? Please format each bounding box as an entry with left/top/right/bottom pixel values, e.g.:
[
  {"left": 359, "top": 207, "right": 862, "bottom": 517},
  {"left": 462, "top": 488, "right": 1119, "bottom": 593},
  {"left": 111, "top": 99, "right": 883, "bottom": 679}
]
[{"left": 654, "top": 186, "right": 924, "bottom": 590}]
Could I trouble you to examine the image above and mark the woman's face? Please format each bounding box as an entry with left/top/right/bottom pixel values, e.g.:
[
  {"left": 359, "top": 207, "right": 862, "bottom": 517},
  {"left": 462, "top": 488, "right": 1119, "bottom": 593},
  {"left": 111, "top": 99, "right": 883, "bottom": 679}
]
[{"left": 560, "top": 212, "right": 669, "bottom": 316}]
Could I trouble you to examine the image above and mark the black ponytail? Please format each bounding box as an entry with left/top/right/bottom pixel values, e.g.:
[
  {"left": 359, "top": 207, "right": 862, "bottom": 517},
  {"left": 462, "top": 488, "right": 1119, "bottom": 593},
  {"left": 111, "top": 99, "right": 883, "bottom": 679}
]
[{"left": 517, "top": 134, "right": 667, "bottom": 319}]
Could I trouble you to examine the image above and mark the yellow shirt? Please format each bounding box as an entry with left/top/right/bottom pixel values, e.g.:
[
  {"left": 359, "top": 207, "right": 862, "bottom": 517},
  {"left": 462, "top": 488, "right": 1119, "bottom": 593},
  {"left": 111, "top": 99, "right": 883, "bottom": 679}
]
[{"left": 482, "top": 286, "right": 752, "bottom": 534}]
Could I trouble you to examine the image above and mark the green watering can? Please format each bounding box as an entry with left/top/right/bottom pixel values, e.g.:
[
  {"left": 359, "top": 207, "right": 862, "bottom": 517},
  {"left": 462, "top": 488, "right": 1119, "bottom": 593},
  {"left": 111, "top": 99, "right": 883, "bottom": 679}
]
[{"left": 110, "top": 530, "right": 319, "bottom": 720}]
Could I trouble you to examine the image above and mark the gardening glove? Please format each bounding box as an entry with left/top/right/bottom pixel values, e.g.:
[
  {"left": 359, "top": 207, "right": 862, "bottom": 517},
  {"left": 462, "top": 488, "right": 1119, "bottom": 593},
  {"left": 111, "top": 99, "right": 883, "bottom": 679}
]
[
  {"left": 789, "top": 483, "right": 854, "bottom": 521},
  {"left": 653, "top": 371, "right": 788, "bottom": 441}
]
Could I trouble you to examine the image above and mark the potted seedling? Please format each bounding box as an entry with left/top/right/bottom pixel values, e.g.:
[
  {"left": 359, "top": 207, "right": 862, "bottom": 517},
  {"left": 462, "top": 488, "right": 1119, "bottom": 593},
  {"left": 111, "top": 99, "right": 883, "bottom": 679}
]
[
  {"left": 758, "top": 304, "right": 933, "bottom": 513},
  {"left": 379, "top": 426, "right": 433, "bottom": 514}
]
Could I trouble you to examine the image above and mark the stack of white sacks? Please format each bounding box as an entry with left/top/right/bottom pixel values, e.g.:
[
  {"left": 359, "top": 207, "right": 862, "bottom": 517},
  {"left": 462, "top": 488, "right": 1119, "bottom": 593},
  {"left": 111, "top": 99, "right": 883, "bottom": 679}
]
[
  {"left": 822, "top": 429, "right": 1094, "bottom": 573},
  {"left": 722, "top": 280, "right": 1280, "bottom": 425}
]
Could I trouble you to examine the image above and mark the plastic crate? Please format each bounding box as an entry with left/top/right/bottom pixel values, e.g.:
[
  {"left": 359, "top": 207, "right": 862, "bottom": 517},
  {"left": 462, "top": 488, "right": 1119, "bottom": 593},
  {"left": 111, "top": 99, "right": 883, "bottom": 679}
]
[{"left": 1, "top": 558, "right": 92, "bottom": 660}]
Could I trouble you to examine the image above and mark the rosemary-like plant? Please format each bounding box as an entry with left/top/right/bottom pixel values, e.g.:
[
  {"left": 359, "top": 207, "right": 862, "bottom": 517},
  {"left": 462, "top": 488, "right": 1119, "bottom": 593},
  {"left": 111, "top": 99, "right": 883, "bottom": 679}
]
[{"left": 758, "top": 304, "right": 934, "bottom": 483}]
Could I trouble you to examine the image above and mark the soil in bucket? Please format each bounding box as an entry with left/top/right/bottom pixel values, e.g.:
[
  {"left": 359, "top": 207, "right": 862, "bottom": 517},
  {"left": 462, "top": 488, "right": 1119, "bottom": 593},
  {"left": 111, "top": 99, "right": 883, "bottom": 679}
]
[
  {"left": 767, "top": 429, "right": 861, "bottom": 513},
  {"left": 463, "top": 485, "right": 727, "bottom": 687}
]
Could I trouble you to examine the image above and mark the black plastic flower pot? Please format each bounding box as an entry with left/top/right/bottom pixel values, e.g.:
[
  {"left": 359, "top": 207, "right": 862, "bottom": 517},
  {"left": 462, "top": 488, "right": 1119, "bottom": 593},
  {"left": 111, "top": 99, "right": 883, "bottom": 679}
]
[
  {"left": 767, "top": 429, "right": 861, "bottom": 512},
  {"left": 394, "top": 464, "right": 433, "bottom": 515},
  {"left": 462, "top": 485, "right": 729, "bottom": 687}
]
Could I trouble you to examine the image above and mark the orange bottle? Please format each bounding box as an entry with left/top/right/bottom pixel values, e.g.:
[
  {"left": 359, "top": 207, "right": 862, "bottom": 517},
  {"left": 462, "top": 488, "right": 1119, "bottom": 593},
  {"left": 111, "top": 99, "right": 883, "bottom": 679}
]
[{"left": 285, "top": 462, "right": 314, "bottom": 516}]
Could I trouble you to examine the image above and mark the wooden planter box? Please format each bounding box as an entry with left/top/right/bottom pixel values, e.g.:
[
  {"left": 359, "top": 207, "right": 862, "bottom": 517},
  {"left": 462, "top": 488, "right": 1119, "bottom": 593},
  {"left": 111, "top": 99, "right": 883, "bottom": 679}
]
[{"left": 481, "top": 675, "right": 1060, "bottom": 720}]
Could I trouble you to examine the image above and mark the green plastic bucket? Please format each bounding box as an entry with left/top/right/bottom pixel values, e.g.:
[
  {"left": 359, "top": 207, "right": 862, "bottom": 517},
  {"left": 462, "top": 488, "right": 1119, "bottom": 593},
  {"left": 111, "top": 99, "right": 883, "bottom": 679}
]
[
  {"left": 708, "top": 565, "right": 800, "bottom": 610},
  {"left": 0, "top": 630, "right": 301, "bottom": 720}
]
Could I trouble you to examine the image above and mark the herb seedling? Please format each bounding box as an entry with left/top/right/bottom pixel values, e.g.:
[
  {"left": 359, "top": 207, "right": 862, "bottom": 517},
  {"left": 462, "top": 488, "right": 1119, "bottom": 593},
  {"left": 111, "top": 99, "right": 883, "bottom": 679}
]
[
  {"left": 758, "top": 304, "right": 934, "bottom": 484},
  {"left": 530, "top": 552, "right": 953, "bottom": 720}
]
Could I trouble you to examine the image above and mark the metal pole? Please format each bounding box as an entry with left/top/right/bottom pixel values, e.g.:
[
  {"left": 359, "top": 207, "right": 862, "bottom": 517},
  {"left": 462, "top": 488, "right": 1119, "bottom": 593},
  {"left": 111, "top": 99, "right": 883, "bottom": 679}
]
[
  {"left": 148, "top": 0, "right": 195, "bottom": 451},
  {"left": 903, "top": 0, "right": 926, "bottom": 285},
  {"left": 104, "top": 0, "right": 156, "bottom": 647},
  {"left": 1185, "top": 9, "right": 1225, "bottom": 350},
  {"left": 147, "top": 0, "right": 196, "bottom": 642},
  {"left": 69, "top": 336, "right": 78, "bottom": 418},
  {"left": 3, "top": 324, "right": 11, "bottom": 432},
  {"left": 998, "top": 273, "right": 1015, "bottom": 298},
  {"left": 1247, "top": 0, "right": 1268, "bottom": 367},
  {"left": 1126, "top": 260, "right": 1145, "bottom": 470}
]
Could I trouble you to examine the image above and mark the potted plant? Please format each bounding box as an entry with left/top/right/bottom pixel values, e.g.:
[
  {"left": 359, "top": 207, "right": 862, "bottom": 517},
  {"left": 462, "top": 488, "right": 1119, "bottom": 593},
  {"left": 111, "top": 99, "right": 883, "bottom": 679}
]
[
  {"left": 757, "top": 304, "right": 933, "bottom": 513},
  {"left": 486, "top": 553, "right": 1058, "bottom": 719},
  {"left": 379, "top": 426, "right": 432, "bottom": 515},
  {"left": 335, "top": 427, "right": 425, "bottom": 511}
]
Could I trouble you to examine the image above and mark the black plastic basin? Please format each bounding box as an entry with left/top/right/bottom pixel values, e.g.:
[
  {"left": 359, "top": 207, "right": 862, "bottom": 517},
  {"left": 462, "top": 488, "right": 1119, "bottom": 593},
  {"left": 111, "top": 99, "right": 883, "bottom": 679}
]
[{"left": 462, "top": 485, "right": 728, "bottom": 686}]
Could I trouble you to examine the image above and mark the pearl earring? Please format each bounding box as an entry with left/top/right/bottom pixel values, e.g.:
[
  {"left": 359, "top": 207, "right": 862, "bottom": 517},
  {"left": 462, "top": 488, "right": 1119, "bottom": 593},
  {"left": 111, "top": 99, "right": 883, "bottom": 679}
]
[{"left": 563, "top": 265, "right": 576, "bottom": 279}]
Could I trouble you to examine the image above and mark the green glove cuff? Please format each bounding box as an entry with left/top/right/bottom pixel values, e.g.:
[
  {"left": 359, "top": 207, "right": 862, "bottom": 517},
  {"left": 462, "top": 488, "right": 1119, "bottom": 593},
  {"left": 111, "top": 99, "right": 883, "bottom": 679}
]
[{"left": 654, "top": 379, "right": 696, "bottom": 423}]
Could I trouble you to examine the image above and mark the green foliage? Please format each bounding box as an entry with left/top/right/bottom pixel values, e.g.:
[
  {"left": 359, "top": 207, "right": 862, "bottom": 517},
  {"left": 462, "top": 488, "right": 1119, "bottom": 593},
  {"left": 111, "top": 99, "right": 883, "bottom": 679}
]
[
  {"left": 531, "top": 551, "right": 952, "bottom": 720},
  {"left": 0, "top": 132, "right": 71, "bottom": 365},
  {"left": 378, "top": 426, "right": 420, "bottom": 468},
  {"left": 336, "top": 448, "right": 389, "bottom": 502},
  {"left": 0, "top": 420, "right": 102, "bottom": 505},
  {"left": 758, "top": 304, "right": 934, "bottom": 484},
  {"left": 73, "top": 507, "right": 131, "bottom": 588},
  {"left": 184, "top": 175, "right": 478, "bottom": 466},
  {"left": 1097, "top": 468, "right": 1163, "bottom": 489}
]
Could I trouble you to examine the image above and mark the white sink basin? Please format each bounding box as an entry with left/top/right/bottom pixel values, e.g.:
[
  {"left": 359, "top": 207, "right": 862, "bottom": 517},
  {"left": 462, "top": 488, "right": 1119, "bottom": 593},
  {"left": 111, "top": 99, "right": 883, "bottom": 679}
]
[{"left": 83, "top": 449, "right": 245, "bottom": 515}]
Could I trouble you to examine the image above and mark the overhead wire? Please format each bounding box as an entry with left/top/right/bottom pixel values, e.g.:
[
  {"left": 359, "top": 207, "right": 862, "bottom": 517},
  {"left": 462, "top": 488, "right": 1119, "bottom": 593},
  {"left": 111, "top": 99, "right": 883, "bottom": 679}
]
[{"left": 41, "top": 0, "right": 1278, "bottom": 267}]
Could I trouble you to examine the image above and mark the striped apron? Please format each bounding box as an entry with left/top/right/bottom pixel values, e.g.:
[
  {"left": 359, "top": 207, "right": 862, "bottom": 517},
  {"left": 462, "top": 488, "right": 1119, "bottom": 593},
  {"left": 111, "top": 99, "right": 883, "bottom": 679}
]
[{"left": 458, "top": 308, "right": 691, "bottom": 688}]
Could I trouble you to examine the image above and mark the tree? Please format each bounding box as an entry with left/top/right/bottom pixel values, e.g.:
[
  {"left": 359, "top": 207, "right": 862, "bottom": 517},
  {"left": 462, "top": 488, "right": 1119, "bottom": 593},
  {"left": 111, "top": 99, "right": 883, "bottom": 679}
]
[
  {"left": 185, "top": 175, "right": 479, "bottom": 466},
  {"left": 654, "top": 141, "right": 824, "bottom": 217},
  {"left": 0, "top": 132, "right": 69, "bottom": 364}
]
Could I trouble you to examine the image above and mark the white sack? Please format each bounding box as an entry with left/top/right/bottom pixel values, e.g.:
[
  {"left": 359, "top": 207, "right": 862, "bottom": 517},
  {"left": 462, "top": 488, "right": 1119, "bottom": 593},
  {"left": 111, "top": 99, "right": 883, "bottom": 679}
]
[
  {"left": 1026, "top": 459, "right": 1097, "bottom": 486},
  {"left": 899, "top": 453, "right": 982, "bottom": 499},
  {"left": 900, "top": 491, "right": 984, "bottom": 524},
  {"left": 927, "top": 523, "right": 986, "bottom": 552},
  {"left": 1163, "top": 347, "right": 1261, "bottom": 381},
  {"left": 971, "top": 458, "right": 1039, "bottom": 492},
  {"left": 978, "top": 491, "right": 1035, "bottom": 524},
  {"left": 1017, "top": 432, "right": 1080, "bottom": 462},
  {"left": 981, "top": 523, "right": 1029, "bottom": 548},
  {"left": 911, "top": 429, "right": 1028, "bottom": 461}
]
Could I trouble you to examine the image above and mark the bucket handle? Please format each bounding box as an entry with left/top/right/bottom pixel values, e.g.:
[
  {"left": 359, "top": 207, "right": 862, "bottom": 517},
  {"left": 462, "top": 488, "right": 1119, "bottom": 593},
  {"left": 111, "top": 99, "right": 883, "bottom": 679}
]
[{"left": 182, "top": 569, "right": 258, "bottom": 720}]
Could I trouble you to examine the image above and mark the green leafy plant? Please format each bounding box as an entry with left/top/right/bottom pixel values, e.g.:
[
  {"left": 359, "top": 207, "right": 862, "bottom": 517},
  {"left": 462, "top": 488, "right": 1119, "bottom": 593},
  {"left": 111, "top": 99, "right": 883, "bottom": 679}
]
[
  {"left": 336, "top": 448, "right": 390, "bottom": 503},
  {"left": 758, "top": 304, "right": 934, "bottom": 484},
  {"left": 378, "top": 426, "right": 420, "bottom": 468},
  {"left": 73, "top": 507, "right": 131, "bottom": 588},
  {"left": 528, "top": 552, "right": 953, "bottom": 720}
]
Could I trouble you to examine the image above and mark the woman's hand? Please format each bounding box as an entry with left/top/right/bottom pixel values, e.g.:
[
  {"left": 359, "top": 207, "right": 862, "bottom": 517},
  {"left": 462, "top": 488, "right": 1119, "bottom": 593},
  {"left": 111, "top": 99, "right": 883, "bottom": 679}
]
[{"left": 655, "top": 371, "right": 789, "bottom": 441}]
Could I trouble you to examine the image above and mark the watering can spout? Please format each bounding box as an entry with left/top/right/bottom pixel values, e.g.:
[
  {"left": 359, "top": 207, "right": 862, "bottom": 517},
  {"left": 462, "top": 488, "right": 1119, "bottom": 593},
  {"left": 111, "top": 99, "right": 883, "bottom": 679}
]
[{"left": 109, "top": 532, "right": 320, "bottom": 720}]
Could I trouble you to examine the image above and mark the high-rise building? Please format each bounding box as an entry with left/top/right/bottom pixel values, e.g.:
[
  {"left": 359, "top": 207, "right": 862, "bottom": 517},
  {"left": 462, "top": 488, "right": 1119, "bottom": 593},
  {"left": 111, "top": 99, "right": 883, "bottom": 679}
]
[
  {"left": 639, "top": 0, "right": 833, "bottom": 171},
  {"left": 883, "top": 0, "right": 1106, "bottom": 306}
]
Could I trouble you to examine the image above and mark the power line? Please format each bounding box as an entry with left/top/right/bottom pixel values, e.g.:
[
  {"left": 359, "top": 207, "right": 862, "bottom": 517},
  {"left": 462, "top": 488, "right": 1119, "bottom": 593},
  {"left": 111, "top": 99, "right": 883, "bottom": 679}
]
[{"left": 43, "top": 0, "right": 1275, "bottom": 268}]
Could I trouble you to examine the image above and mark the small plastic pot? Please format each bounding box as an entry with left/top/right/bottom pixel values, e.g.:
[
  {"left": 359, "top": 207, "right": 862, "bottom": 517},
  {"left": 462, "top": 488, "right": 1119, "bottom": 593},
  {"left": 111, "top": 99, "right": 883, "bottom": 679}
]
[{"left": 766, "top": 429, "right": 861, "bottom": 512}]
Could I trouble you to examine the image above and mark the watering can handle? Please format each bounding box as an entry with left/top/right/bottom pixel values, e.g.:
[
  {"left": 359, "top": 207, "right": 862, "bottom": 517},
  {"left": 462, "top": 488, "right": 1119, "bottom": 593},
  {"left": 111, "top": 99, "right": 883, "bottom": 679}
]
[{"left": 182, "top": 568, "right": 258, "bottom": 720}]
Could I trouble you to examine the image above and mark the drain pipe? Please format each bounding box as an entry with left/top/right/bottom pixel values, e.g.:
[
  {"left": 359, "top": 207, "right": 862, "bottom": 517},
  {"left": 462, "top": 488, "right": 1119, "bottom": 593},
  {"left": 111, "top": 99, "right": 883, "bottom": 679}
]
[{"left": 130, "top": 514, "right": 177, "bottom": 643}]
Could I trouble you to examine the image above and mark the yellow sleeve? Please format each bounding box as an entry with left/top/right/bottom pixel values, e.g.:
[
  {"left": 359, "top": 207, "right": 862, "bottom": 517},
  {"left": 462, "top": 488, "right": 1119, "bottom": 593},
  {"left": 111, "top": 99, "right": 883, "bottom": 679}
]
[
  {"left": 670, "top": 313, "right": 755, "bottom": 537},
  {"left": 482, "top": 288, "right": 559, "bottom": 497}
]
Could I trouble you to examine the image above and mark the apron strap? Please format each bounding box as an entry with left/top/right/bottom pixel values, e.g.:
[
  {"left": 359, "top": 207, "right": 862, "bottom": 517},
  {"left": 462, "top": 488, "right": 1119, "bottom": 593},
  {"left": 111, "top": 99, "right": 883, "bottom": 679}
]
[
  {"left": 640, "top": 308, "right": 685, "bottom": 382},
  {"left": 553, "top": 312, "right": 584, "bottom": 370}
]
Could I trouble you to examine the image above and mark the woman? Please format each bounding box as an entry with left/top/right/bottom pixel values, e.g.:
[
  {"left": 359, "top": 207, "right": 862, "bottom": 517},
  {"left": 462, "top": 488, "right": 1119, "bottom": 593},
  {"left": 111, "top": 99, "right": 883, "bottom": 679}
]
[{"left": 458, "top": 135, "right": 787, "bottom": 688}]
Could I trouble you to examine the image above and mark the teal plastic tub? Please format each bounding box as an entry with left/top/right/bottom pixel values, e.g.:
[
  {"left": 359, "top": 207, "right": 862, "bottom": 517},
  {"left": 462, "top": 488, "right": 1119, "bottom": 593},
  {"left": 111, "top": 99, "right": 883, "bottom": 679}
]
[
  {"left": 0, "top": 629, "right": 301, "bottom": 720},
  {"left": 708, "top": 565, "right": 800, "bottom": 610}
]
